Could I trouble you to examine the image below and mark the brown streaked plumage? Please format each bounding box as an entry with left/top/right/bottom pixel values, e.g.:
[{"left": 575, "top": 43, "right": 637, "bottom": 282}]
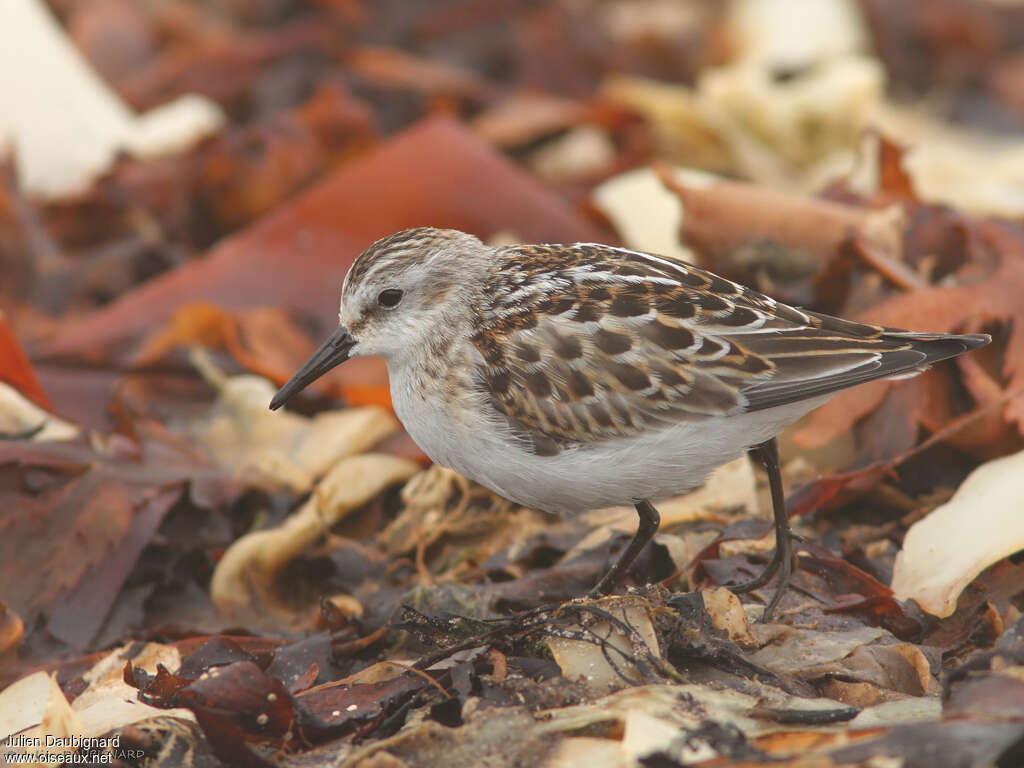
[
  {"left": 269, "top": 227, "right": 990, "bottom": 620},
  {"left": 470, "top": 240, "right": 982, "bottom": 452}
]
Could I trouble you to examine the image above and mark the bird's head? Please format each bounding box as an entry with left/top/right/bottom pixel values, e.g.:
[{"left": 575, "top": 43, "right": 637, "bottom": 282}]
[{"left": 269, "top": 227, "right": 485, "bottom": 410}]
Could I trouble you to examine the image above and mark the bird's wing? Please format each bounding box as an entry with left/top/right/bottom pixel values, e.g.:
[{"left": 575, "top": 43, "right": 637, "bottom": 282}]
[{"left": 469, "top": 243, "right": 986, "bottom": 456}]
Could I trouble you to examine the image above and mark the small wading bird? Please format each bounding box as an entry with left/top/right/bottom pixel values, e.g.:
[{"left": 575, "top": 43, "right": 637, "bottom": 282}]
[{"left": 270, "top": 228, "right": 989, "bottom": 619}]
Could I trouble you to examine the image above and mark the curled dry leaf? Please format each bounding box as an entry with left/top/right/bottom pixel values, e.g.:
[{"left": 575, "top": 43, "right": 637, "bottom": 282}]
[
  {"left": 701, "top": 587, "right": 756, "bottom": 647},
  {"left": 749, "top": 625, "right": 936, "bottom": 696},
  {"left": 602, "top": 4, "right": 882, "bottom": 189},
  {"left": 655, "top": 164, "right": 890, "bottom": 266},
  {"left": 123, "top": 656, "right": 295, "bottom": 766},
  {"left": 892, "top": 448, "right": 1024, "bottom": 618},
  {"left": 211, "top": 454, "right": 419, "bottom": 623},
  {"left": 136, "top": 302, "right": 395, "bottom": 412},
  {"left": 697, "top": 55, "right": 883, "bottom": 185},
  {"left": 190, "top": 350, "right": 398, "bottom": 491},
  {"left": 135, "top": 304, "right": 343, "bottom": 400}
]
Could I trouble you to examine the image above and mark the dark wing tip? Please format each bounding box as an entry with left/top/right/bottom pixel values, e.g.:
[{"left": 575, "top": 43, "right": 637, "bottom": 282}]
[
  {"left": 889, "top": 331, "right": 991, "bottom": 365},
  {"left": 741, "top": 330, "right": 991, "bottom": 413},
  {"left": 959, "top": 333, "right": 992, "bottom": 351}
]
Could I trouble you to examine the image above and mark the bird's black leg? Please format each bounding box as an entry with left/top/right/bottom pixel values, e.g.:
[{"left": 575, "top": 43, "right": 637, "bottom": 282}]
[
  {"left": 728, "top": 438, "right": 796, "bottom": 621},
  {"left": 591, "top": 500, "right": 661, "bottom": 596}
]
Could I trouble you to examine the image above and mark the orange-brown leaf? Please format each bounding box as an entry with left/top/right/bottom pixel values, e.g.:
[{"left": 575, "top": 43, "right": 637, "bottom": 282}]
[{"left": 0, "top": 312, "right": 51, "bottom": 411}]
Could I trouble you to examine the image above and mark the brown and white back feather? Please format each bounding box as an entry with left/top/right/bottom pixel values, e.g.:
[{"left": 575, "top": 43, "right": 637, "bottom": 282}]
[{"left": 469, "top": 242, "right": 987, "bottom": 455}]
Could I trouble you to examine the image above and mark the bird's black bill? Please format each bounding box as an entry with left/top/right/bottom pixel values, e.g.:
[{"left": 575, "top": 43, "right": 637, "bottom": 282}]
[{"left": 269, "top": 326, "right": 355, "bottom": 410}]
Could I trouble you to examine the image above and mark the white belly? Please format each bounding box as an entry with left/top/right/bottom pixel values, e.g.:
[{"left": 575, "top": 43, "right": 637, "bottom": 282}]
[{"left": 392, "top": 364, "right": 827, "bottom": 515}]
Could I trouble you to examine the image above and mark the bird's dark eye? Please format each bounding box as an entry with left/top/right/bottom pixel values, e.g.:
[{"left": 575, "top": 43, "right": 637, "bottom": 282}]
[{"left": 377, "top": 289, "right": 403, "bottom": 308}]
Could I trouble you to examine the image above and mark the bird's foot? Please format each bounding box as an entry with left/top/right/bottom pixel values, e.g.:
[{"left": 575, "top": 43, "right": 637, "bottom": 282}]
[{"left": 726, "top": 531, "right": 802, "bottom": 622}]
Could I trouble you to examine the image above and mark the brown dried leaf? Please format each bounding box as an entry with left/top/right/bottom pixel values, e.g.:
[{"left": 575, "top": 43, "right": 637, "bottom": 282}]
[
  {"left": 0, "top": 441, "right": 195, "bottom": 649},
  {"left": 656, "top": 165, "right": 875, "bottom": 266},
  {"left": 192, "top": 83, "right": 375, "bottom": 231},
  {"left": 471, "top": 92, "right": 588, "bottom": 148},
  {"left": 797, "top": 219, "right": 1024, "bottom": 449},
  {"left": 346, "top": 45, "right": 492, "bottom": 100}
]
